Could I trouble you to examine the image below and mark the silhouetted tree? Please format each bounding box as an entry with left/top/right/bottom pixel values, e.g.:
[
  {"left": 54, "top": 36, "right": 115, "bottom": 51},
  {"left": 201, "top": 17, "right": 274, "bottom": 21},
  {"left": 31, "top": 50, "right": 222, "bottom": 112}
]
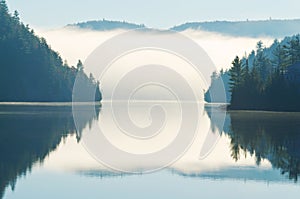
[
  {"left": 229, "top": 56, "right": 244, "bottom": 91},
  {"left": 0, "top": 2, "right": 102, "bottom": 102},
  {"left": 226, "top": 36, "right": 300, "bottom": 111}
]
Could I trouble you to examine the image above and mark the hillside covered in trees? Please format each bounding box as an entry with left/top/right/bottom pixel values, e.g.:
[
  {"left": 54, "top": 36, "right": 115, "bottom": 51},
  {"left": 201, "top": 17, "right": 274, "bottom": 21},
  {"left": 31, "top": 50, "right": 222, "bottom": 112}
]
[
  {"left": 0, "top": 0, "right": 101, "bottom": 102},
  {"left": 227, "top": 36, "right": 300, "bottom": 111},
  {"left": 171, "top": 19, "right": 300, "bottom": 38},
  {"left": 67, "top": 19, "right": 146, "bottom": 31}
]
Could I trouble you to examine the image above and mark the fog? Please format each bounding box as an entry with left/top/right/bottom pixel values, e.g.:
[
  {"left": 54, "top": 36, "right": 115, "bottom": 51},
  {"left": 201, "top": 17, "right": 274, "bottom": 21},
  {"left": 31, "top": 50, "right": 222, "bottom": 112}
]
[
  {"left": 37, "top": 27, "right": 275, "bottom": 70},
  {"left": 36, "top": 28, "right": 275, "bottom": 100},
  {"left": 182, "top": 29, "right": 274, "bottom": 69}
]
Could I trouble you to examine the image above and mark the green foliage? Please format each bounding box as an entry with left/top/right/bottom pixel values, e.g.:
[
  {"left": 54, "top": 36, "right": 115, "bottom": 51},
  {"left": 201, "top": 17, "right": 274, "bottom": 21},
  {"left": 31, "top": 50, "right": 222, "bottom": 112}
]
[
  {"left": 272, "top": 42, "right": 289, "bottom": 72},
  {"left": 229, "top": 56, "right": 244, "bottom": 91},
  {"left": 228, "top": 38, "right": 300, "bottom": 111},
  {"left": 0, "top": 1, "right": 102, "bottom": 102}
]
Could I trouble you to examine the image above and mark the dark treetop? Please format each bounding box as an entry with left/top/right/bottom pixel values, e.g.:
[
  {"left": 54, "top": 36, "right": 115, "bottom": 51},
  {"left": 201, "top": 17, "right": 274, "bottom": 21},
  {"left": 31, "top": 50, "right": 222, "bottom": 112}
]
[
  {"left": 206, "top": 36, "right": 300, "bottom": 111},
  {"left": 0, "top": 0, "right": 102, "bottom": 102}
]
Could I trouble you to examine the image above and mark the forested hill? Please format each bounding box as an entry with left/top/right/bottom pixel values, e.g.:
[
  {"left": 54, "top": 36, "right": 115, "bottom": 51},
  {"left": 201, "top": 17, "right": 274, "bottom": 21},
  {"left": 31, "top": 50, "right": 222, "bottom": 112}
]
[
  {"left": 0, "top": 1, "right": 101, "bottom": 102},
  {"left": 70, "top": 19, "right": 300, "bottom": 38},
  {"left": 227, "top": 37, "right": 300, "bottom": 111},
  {"left": 171, "top": 19, "right": 300, "bottom": 38},
  {"left": 67, "top": 19, "right": 146, "bottom": 30}
]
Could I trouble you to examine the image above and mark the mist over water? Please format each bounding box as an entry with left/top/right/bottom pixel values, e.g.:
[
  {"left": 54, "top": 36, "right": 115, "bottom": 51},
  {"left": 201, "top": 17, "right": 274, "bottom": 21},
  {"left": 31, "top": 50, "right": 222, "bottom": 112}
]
[
  {"left": 34, "top": 27, "right": 274, "bottom": 101},
  {"left": 2, "top": 0, "right": 300, "bottom": 197},
  {"left": 37, "top": 27, "right": 275, "bottom": 71}
]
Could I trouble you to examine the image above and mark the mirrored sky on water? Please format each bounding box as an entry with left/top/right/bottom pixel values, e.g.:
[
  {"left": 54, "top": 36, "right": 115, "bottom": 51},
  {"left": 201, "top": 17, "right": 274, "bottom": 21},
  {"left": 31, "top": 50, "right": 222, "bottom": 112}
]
[{"left": 1, "top": 104, "right": 300, "bottom": 198}]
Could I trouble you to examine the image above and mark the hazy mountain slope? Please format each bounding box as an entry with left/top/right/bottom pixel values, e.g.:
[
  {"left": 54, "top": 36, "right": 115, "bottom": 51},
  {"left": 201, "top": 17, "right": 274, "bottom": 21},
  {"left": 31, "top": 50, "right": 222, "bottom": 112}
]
[
  {"left": 70, "top": 19, "right": 300, "bottom": 38},
  {"left": 67, "top": 19, "right": 146, "bottom": 30},
  {"left": 171, "top": 19, "right": 300, "bottom": 37}
]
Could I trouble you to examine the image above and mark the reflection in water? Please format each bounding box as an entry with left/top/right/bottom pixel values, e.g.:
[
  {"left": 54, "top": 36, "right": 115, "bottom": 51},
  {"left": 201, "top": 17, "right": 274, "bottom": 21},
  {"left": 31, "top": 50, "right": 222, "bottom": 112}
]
[
  {"left": 0, "top": 104, "right": 99, "bottom": 198},
  {"left": 208, "top": 109, "right": 300, "bottom": 182},
  {"left": 1, "top": 104, "right": 300, "bottom": 198}
]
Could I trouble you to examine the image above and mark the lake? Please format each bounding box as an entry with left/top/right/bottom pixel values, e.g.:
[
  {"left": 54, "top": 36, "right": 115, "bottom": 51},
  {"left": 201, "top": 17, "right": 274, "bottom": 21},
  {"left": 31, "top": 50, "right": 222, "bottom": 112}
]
[{"left": 1, "top": 102, "right": 300, "bottom": 199}]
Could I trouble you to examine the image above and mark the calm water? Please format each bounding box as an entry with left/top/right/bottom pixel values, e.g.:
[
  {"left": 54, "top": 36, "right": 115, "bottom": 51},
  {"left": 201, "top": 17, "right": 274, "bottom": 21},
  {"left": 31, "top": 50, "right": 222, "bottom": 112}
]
[{"left": 1, "top": 103, "right": 300, "bottom": 199}]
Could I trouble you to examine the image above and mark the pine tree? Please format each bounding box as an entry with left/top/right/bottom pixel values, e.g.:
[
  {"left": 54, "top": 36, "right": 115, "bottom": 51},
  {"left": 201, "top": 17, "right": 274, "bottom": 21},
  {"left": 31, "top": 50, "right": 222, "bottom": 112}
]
[
  {"left": 13, "top": 10, "right": 20, "bottom": 22},
  {"left": 283, "top": 35, "right": 300, "bottom": 66},
  {"left": 0, "top": 1, "right": 102, "bottom": 102},
  {"left": 77, "top": 60, "right": 84, "bottom": 71},
  {"left": 253, "top": 41, "right": 272, "bottom": 81},
  {"left": 229, "top": 56, "right": 244, "bottom": 92},
  {"left": 272, "top": 44, "right": 289, "bottom": 74}
]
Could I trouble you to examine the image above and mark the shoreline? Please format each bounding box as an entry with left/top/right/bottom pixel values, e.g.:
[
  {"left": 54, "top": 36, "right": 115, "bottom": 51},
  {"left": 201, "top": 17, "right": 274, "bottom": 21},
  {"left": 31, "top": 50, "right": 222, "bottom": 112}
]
[{"left": 227, "top": 105, "right": 300, "bottom": 113}]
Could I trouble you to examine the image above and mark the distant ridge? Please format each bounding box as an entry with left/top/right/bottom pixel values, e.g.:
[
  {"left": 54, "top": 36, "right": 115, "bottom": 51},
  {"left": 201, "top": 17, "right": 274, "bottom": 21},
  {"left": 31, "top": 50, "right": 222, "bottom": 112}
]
[
  {"left": 68, "top": 19, "right": 300, "bottom": 38},
  {"left": 170, "top": 19, "right": 300, "bottom": 37},
  {"left": 67, "top": 19, "right": 146, "bottom": 30}
]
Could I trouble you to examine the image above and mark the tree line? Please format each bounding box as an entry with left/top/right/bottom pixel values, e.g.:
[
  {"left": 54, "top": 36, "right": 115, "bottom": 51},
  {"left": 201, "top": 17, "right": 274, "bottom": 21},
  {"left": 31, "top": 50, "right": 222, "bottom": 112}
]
[
  {"left": 0, "top": 0, "right": 101, "bottom": 102},
  {"left": 214, "top": 35, "right": 300, "bottom": 111}
]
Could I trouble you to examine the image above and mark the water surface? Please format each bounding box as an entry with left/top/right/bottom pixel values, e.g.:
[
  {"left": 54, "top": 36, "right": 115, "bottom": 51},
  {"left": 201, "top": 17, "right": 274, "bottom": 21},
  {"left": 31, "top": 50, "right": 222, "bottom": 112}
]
[{"left": 1, "top": 103, "right": 300, "bottom": 199}]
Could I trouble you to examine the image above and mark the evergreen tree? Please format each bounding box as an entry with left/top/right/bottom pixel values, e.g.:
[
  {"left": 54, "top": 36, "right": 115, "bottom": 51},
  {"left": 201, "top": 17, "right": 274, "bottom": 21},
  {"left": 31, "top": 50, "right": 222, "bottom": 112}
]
[
  {"left": 229, "top": 56, "right": 244, "bottom": 92},
  {"left": 0, "top": 1, "right": 102, "bottom": 102},
  {"left": 253, "top": 41, "right": 272, "bottom": 80},
  {"left": 226, "top": 36, "right": 300, "bottom": 111},
  {"left": 77, "top": 59, "right": 84, "bottom": 71},
  {"left": 272, "top": 43, "right": 289, "bottom": 74}
]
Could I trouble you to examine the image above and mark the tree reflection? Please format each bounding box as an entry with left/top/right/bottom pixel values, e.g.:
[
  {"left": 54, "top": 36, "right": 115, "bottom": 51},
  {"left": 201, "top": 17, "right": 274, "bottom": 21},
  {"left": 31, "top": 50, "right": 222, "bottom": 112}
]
[
  {"left": 0, "top": 105, "right": 100, "bottom": 198},
  {"left": 220, "top": 111, "right": 300, "bottom": 182}
]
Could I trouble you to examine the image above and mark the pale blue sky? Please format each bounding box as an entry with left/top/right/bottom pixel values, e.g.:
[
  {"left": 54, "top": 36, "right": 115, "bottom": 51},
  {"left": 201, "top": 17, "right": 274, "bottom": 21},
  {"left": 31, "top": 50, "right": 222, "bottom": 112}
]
[{"left": 6, "top": 0, "right": 300, "bottom": 29}]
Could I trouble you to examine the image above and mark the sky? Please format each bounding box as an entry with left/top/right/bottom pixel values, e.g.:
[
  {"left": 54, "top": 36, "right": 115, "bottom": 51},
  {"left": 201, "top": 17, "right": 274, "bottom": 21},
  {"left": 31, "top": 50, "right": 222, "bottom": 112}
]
[{"left": 6, "top": 0, "right": 300, "bottom": 29}]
